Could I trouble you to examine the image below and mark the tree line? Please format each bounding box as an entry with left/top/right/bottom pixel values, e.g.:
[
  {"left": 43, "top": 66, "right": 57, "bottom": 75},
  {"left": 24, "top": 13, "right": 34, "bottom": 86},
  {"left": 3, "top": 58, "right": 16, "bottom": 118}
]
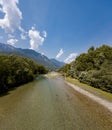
[
  {"left": 0, "top": 55, "right": 48, "bottom": 94},
  {"left": 59, "top": 45, "right": 112, "bottom": 93}
]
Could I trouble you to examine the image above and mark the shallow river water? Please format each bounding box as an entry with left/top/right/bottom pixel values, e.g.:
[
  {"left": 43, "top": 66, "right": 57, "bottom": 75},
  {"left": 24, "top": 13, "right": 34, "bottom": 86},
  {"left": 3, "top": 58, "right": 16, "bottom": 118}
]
[{"left": 0, "top": 74, "right": 112, "bottom": 130}]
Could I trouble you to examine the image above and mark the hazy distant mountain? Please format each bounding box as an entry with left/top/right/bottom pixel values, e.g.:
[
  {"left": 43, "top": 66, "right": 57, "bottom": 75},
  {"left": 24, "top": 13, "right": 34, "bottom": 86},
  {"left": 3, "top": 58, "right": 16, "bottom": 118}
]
[
  {"left": 0, "top": 43, "right": 64, "bottom": 70},
  {"left": 50, "top": 58, "right": 65, "bottom": 68},
  {"left": 0, "top": 43, "right": 16, "bottom": 52}
]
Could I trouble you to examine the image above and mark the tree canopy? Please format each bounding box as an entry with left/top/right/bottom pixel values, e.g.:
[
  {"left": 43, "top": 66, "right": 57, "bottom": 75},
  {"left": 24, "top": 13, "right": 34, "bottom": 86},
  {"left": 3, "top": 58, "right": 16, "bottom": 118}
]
[
  {"left": 59, "top": 45, "right": 112, "bottom": 93},
  {"left": 0, "top": 55, "right": 48, "bottom": 94}
]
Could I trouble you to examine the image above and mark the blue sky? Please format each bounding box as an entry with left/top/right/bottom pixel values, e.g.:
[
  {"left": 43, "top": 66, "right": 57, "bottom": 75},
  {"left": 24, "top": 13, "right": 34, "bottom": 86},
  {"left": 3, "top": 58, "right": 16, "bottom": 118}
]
[{"left": 0, "top": 0, "right": 112, "bottom": 63}]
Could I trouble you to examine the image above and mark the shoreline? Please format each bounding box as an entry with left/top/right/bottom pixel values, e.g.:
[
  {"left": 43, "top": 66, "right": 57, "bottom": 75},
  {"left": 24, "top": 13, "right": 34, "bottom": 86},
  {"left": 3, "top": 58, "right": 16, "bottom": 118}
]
[{"left": 65, "top": 81, "right": 112, "bottom": 113}]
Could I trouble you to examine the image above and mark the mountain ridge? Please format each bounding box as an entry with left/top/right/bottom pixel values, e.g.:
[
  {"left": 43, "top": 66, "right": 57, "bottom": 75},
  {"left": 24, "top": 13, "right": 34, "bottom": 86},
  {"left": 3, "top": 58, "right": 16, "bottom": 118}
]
[{"left": 0, "top": 43, "right": 65, "bottom": 70}]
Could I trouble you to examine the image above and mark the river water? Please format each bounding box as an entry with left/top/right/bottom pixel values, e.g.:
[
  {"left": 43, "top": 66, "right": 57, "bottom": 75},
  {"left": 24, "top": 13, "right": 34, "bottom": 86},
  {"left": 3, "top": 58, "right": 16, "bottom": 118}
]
[{"left": 0, "top": 74, "right": 112, "bottom": 130}]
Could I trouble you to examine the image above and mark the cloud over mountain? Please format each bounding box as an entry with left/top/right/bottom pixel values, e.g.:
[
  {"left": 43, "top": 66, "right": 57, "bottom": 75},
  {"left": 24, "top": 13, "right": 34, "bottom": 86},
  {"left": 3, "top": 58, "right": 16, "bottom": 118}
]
[
  {"left": 56, "top": 49, "right": 63, "bottom": 59},
  {"left": 0, "top": 0, "right": 22, "bottom": 32},
  {"left": 64, "top": 53, "right": 78, "bottom": 63},
  {"left": 28, "top": 27, "right": 46, "bottom": 50},
  {"left": 7, "top": 38, "right": 18, "bottom": 46},
  {"left": 0, "top": 0, "right": 47, "bottom": 52}
]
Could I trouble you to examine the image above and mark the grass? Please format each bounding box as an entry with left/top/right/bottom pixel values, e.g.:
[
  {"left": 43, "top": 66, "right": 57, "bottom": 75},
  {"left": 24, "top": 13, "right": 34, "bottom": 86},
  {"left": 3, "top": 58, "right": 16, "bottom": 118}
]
[{"left": 66, "top": 77, "right": 112, "bottom": 101}]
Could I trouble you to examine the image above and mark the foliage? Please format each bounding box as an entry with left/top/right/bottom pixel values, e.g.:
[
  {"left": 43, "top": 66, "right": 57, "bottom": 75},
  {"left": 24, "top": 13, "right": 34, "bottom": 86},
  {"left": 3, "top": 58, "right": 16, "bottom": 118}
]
[
  {"left": 59, "top": 45, "right": 112, "bottom": 93},
  {"left": 0, "top": 55, "right": 48, "bottom": 94}
]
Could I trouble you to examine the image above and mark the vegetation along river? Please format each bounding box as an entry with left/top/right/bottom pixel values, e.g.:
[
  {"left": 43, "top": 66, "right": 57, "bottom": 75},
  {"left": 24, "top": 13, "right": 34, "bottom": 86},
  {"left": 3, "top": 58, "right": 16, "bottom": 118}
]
[{"left": 0, "top": 73, "right": 112, "bottom": 130}]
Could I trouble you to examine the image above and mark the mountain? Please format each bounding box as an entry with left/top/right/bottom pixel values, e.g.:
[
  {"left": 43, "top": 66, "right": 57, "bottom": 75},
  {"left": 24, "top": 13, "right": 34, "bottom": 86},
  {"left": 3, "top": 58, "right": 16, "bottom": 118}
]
[
  {"left": 0, "top": 43, "right": 64, "bottom": 70},
  {"left": 0, "top": 43, "right": 17, "bottom": 52},
  {"left": 50, "top": 58, "right": 65, "bottom": 68}
]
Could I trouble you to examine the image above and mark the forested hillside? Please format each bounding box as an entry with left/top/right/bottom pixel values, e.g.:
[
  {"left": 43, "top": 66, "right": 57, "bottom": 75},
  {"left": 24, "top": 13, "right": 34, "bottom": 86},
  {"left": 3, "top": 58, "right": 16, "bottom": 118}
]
[
  {"left": 59, "top": 45, "right": 112, "bottom": 93},
  {"left": 0, "top": 55, "right": 48, "bottom": 94},
  {"left": 0, "top": 43, "right": 63, "bottom": 70}
]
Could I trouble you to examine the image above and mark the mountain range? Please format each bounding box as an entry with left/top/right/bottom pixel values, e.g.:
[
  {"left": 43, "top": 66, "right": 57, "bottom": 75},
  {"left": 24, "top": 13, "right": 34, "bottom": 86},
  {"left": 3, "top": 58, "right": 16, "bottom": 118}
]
[{"left": 0, "top": 43, "right": 65, "bottom": 70}]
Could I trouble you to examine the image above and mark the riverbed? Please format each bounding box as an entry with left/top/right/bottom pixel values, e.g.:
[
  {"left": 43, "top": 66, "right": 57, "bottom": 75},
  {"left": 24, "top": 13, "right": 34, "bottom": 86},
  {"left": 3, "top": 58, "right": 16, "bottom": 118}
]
[{"left": 0, "top": 73, "right": 112, "bottom": 130}]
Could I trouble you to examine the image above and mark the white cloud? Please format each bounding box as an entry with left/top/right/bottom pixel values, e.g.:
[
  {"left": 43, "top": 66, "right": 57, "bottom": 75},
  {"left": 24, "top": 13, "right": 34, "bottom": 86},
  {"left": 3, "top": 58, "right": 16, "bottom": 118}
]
[
  {"left": 19, "top": 26, "right": 24, "bottom": 32},
  {"left": 56, "top": 49, "right": 63, "bottom": 59},
  {"left": 64, "top": 53, "right": 78, "bottom": 63},
  {"left": 7, "top": 38, "right": 18, "bottom": 46},
  {"left": 0, "top": 0, "right": 47, "bottom": 49},
  {"left": 28, "top": 27, "right": 46, "bottom": 50},
  {"left": 19, "top": 26, "right": 27, "bottom": 40},
  {"left": 20, "top": 33, "right": 26, "bottom": 40},
  {"left": 43, "top": 31, "right": 47, "bottom": 38},
  {"left": 41, "top": 52, "right": 45, "bottom": 55},
  {"left": 8, "top": 34, "right": 15, "bottom": 38},
  {"left": 0, "top": 0, "right": 22, "bottom": 32}
]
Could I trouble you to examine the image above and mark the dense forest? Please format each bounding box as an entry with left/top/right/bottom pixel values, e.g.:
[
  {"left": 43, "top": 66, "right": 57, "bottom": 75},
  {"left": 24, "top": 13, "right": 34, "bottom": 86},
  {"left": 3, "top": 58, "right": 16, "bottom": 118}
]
[
  {"left": 59, "top": 45, "right": 112, "bottom": 93},
  {"left": 0, "top": 55, "right": 48, "bottom": 94}
]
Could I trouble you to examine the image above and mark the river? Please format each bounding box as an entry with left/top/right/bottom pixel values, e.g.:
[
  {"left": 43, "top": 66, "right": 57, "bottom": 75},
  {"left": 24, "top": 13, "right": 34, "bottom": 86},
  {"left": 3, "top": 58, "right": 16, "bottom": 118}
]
[{"left": 0, "top": 73, "right": 112, "bottom": 130}]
